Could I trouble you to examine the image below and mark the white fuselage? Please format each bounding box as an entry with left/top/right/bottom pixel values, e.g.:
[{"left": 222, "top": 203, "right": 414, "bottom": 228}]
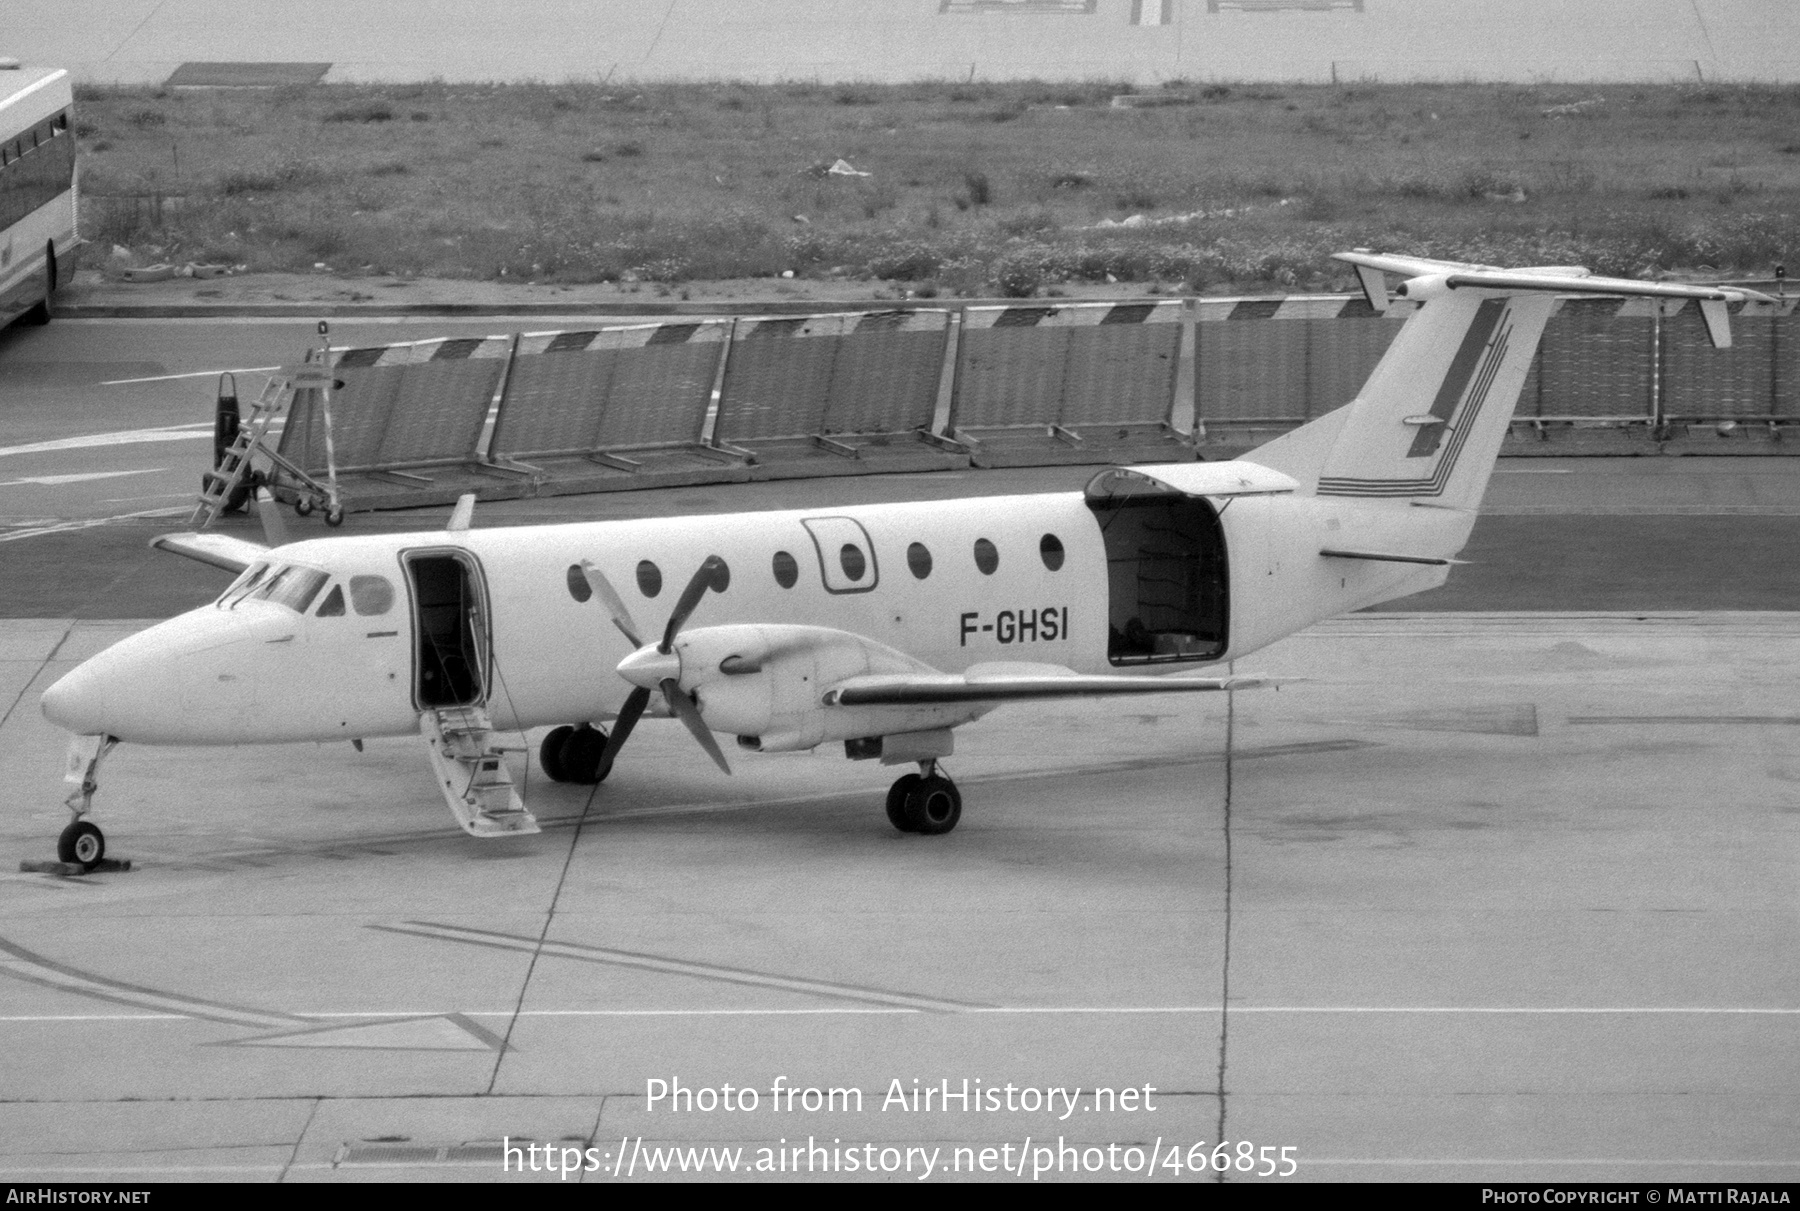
[{"left": 41, "top": 477, "right": 1455, "bottom": 747}]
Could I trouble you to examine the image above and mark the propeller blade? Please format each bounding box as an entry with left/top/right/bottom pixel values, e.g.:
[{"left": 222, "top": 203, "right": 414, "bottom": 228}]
[
  {"left": 659, "top": 555, "right": 728, "bottom": 654},
  {"left": 254, "top": 487, "right": 289, "bottom": 548},
  {"left": 580, "top": 559, "right": 644, "bottom": 648},
  {"left": 595, "top": 685, "right": 651, "bottom": 781},
  {"left": 660, "top": 677, "right": 732, "bottom": 775}
]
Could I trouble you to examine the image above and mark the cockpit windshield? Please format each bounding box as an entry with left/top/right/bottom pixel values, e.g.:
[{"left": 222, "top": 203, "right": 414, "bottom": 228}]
[
  {"left": 217, "top": 562, "right": 271, "bottom": 608},
  {"left": 252, "top": 565, "right": 329, "bottom": 614},
  {"left": 217, "top": 562, "right": 329, "bottom": 614}
]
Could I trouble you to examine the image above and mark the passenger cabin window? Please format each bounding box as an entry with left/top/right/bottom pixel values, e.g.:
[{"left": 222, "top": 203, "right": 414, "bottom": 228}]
[
  {"left": 1040, "top": 534, "right": 1065, "bottom": 571},
  {"left": 973, "top": 538, "right": 998, "bottom": 575},
  {"left": 839, "top": 543, "right": 866, "bottom": 582},
  {"left": 565, "top": 564, "right": 592, "bottom": 603},
  {"left": 315, "top": 585, "right": 346, "bottom": 617},
  {"left": 772, "top": 551, "right": 798, "bottom": 589},
  {"left": 637, "top": 560, "right": 662, "bottom": 598},
  {"left": 349, "top": 575, "right": 394, "bottom": 616},
  {"left": 907, "top": 542, "right": 932, "bottom": 579}
]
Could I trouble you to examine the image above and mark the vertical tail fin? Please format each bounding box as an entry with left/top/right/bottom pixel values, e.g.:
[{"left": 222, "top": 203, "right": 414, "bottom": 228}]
[
  {"left": 1245, "top": 283, "right": 1553, "bottom": 513},
  {"left": 1243, "top": 254, "right": 1773, "bottom": 512}
]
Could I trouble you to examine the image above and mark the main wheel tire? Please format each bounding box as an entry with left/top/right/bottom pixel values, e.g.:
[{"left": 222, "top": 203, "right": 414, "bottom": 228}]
[
  {"left": 324, "top": 505, "right": 346, "bottom": 528},
  {"left": 20, "top": 247, "right": 53, "bottom": 326},
  {"left": 560, "top": 725, "right": 610, "bottom": 785},
  {"left": 294, "top": 496, "right": 315, "bottom": 517},
  {"left": 902, "top": 774, "right": 961, "bottom": 836},
  {"left": 57, "top": 820, "right": 105, "bottom": 869},
  {"left": 539, "top": 725, "right": 575, "bottom": 782},
  {"left": 885, "top": 774, "right": 922, "bottom": 832}
]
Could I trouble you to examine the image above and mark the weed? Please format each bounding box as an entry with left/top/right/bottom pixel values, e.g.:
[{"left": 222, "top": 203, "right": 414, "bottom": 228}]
[
  {"left": 582, "top": 151, "right": 607, "bottom": 163},
  {"left": 613, "top": 140, "right": 646, "bottom": 157},
  {"left": 1050, "top": 172, "right": 1091, "bottom": 190},
  {"left": 963, "top": 172, "right": 992, "bottom": 206},
  {"left": 127, "top": 109, "right": 165, "bottom": 128},
  {"left": 324, "top": 104, "right": 393, "bottom": 124},
  {"left": 410, "top": 111, "right": 431, "bottom": 122},
  {"left": 75, "top": 120, "right": 100, "bottom": 138},
  {"left": 368, "top": 161, "right": 411, "bottom": 177}
]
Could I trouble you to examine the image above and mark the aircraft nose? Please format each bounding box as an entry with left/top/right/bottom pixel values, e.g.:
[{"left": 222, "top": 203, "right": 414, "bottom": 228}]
[
  {"left": 40, "top": 664, "right": 109, "bottom": 736},
  {"left": 617, "top": 646, "right": 681, "bottom": 690}
]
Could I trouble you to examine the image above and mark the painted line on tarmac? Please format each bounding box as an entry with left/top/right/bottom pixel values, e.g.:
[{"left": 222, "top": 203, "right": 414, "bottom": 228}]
[
  {"left": 103, "top": 365, "right": 279, "bottom": 385},
  {"left": 374, "top": 920, "right": 986, "bottom": 1014},
  {"left": 0, "top": 469, "right": 165, "bottom": 488},
  {"left": 8, "top": 1004, "right": 1797, "bottom": 1022},
  {"left": 0, "top": 505, "right": 193, "bottom": 545},
  {"left": 0, "top": 423, "right": 212, "bottom": 459}
]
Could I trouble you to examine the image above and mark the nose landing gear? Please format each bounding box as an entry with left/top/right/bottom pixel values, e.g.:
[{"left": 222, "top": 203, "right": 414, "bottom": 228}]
[
  {"left": 25, "top": 736, "right": 131, "bottom": 876},
  {"left": 885, "top": 760, "right": 962, "bottom": 836}
]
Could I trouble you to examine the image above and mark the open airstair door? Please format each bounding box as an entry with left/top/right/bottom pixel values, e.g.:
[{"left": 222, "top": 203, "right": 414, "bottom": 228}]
[
  {"left": 1084, "top": 464, "right": 1294, "bottom": 667},
  {"left": 403, "top": 548, "right": 537, "bottom": 838},
  {"left": 404, "top": 549, "right": 490, "bottom": 710}
]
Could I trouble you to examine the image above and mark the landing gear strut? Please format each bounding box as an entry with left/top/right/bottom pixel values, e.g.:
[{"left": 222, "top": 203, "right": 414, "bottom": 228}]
[
  {"left": 56, "top": 736, "right": 119, "bottom": 872},
  {"left": 540, "top": 723, "right": 613, "bottom": 785},
  {"left": 886, "top": 760, "right": 961, "bottom": 836}
]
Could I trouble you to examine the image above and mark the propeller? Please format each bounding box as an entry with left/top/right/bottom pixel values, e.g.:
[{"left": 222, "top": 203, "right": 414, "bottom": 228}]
[{"left": 579, "top": 556, "right": 733, "bottom": 776}]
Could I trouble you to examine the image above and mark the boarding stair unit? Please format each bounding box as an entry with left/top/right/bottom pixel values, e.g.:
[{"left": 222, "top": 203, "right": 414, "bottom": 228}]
[
  {"left": 190, "top": 367, "right": 345, "bottom": 529},
  {"left": 420, "top": 705, "right": 540, "bottom": 838}
]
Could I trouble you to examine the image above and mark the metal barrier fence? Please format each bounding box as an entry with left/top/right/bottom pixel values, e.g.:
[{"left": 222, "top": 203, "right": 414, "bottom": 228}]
[
  {"left": 268, "top": 293, "right": 1800, "bottom": 512},
  {"left": 714, "top": 310, "right": 965, "bottom": 477},
  {"left": 489, "top": 321, "right": 742, "bottom": 492},
  {"left": 948, "top": 300, "right": 1194, "bottom": 466}
]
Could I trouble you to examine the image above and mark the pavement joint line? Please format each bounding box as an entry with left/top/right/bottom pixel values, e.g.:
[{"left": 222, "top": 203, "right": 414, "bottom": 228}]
[{"left": 9, "top": 1006, "right": 1795, "bottom": 1021}]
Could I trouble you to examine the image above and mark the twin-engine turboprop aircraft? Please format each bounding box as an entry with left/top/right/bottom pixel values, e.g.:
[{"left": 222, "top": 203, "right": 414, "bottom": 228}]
[{"left": 35, "top": 253, "right": 1779, "bottom": 868}]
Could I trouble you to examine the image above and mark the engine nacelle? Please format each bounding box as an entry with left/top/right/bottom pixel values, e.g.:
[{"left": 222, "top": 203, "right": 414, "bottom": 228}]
[{"left": 664, "top": 624, "right": 991, "bottom": 752}]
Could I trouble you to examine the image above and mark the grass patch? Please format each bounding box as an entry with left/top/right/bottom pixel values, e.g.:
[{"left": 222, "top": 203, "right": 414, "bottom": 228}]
[{"left": 72, "top": 79, "right": 1800, "bottom": 291}]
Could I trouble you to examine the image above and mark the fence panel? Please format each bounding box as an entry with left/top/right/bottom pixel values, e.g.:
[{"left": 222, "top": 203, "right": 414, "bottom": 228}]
[
  {"left": 948, "top": 301, "right": 1189, "bottom": 465},
  {"left": 1194, "top": 298, "right": 1404, "bottom": 429},
  {"left": 714, "top": 310, "right": 963, "bottom": 478},
  {"left": 489, "top": 322, "right": 727, "bottom": 458},
  {"left": 278, "top": 336, "right": 509, "bottom": 474},
  {"left": 1517, "top": 299, "right": 1654, "bottom": 420},
  {"left": 1661, "top": 306, "right": 1788, "bottom": 421}
]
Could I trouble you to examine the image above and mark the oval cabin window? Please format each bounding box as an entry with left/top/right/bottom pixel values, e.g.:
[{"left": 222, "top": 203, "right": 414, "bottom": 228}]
[
  {"left": 973, "top": 538, "right": 998, "bottom": 575},
  {"left": 907, "top": 542, "right": 932, "bottom": 579}
]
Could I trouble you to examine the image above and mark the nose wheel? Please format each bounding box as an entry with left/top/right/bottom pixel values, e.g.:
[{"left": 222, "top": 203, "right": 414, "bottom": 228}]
[
  {"left": 58, "top": 821, "right": 105, "bottom": 868},
  {"left": 886, "top": 762, "right": 961, "bottom": 836},
  {"left": 28, "top": 736, "right": 128, "bottom": 875}
]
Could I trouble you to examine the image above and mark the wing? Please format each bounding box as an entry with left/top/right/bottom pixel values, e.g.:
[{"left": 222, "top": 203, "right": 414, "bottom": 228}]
[
  {"left": 823, "top": 661, "right": 1271, "bottom": 707},
  {"left": 149, "top": 531, "right": 270, "bottom": 574}
]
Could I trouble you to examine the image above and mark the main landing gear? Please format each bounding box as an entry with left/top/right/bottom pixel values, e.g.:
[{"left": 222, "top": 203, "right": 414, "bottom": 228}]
[
  {"left": 539, "top": 723, "right": 614, "bottom": 785},
  {"left": 885, "top": 760, "right": 962, "bottom": 836}
]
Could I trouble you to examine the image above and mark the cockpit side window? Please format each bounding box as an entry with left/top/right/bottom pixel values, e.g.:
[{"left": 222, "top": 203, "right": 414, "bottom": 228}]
[
  {"left": 349, "top": 574, "right": 395, "bottom": 616},
  {"left": 251, "top": 566, "right": 329, "bottom": 614},
  {"left": 315, "top": 584, "right": 346, "bottom": 617},
  {"left": 218, "top": 562, "right": 271, "bottom": 608}
]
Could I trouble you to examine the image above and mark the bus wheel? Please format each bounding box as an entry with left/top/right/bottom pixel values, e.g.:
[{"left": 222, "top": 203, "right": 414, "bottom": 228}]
[{"left": 21, "top": 247, "right": 55, "bottom": 326}]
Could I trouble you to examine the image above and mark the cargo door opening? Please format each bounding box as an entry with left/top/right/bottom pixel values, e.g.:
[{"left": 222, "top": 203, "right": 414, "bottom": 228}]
[
  {"left": 1085, "top": 494, "right": 1228, "bottom": 665},
  {"left": 405, "top": 551, "right": 488, "bottom": 708}
]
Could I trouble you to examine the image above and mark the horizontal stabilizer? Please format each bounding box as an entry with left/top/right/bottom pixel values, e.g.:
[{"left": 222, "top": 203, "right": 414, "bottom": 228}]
[
  {"left": 824, "top": 664, "right": 1270, "bottom": 707},
  {"left": 1320, "top": 549, "right": 1461, "bottom": 567},
  {"left": 149, "top": 531, "right": 269, "bottom": 574}
]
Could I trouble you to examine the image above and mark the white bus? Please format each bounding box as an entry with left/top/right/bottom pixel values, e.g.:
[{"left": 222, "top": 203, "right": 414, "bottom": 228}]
[{"left": 0, "top": 64, "right": 77, "bottom": 329}]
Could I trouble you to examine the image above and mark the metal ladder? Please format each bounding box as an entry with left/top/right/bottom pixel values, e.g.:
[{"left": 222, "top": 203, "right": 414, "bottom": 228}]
[
  {"left": 420, "top": 706, "right": 541, "bottom": 838},
  {"left": 190, "top": 374, "right": 290, "bottom": 529}
]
